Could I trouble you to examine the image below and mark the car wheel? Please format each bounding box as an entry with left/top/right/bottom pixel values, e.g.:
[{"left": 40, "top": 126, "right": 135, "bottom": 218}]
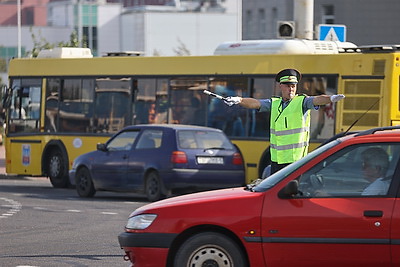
[
  {"left": 145, "top": 171, "right": 164, "bottom": 202},
  {"left": 47, "top": 149, "right": 69, "bottom": 188},
  {"left": 174, "top": 232, "right": 248, "bottom": 267},
  {"left": 75, "top": 167, "right": 96, "bottom": 197}
]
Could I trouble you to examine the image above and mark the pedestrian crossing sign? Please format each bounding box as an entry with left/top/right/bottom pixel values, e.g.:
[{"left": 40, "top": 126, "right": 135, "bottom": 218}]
[{"left": 318, "top": 24, "right": 346, "bottom": 42}]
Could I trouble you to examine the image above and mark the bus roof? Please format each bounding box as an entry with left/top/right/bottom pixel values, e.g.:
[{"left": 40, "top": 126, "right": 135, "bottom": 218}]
[
  {"left": 213, "top": 39, "right": 357, "bottom": 55},
  {"left": 37, "top": 47, "right": 93, "bottom": 58}
]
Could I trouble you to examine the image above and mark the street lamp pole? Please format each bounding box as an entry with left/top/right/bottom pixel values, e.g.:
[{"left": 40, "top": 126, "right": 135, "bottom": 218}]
[{"left": 17, "top": 0, "right": 21, "bottom": 58}]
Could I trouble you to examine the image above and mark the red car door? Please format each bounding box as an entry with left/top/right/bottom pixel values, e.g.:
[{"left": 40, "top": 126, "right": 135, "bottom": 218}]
[
  {"left": 390, "top": 192, "right": 400, "bottom": 265},
  {"left": 261, "top": 143, "right": 398, "bottom": 267},
  {"left": 262, "top": 196, "right": 394, "bottom": 266}
]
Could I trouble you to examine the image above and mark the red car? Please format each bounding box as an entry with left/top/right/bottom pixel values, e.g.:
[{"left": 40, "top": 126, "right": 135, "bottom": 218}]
[{"left": 118, "top": 126, "right": 400, "bottom": 266}]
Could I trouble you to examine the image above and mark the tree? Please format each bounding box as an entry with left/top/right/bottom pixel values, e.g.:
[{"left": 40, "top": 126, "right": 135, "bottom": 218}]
[
  {"left": 27, "top": 28, "right": 84, "bottom": 58},
  {"left": 0, "top": 58, "right": 6, "bottom": 72},
  {"left": 173, "top": 38, "right": 191, "bottom": 56}
]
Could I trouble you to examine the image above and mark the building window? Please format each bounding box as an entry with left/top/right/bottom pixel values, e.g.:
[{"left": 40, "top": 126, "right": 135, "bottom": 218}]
[
  {"left": 245, "top": 10, "right": 253, "bottom": 39},
  {"left": 258, "top": 9, "right": 266, "bottom": 39},
  {"left": 271, "top": 7, "right": 277, "bottom": 39},
  {"left": 322, "top": 5, "right": 335, "bottom": 24}
]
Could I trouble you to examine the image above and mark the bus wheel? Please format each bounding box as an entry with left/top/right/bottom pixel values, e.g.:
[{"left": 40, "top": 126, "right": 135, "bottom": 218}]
[
  {"left": 174, "top": 232, "right": 248, "bottom": 267},
  {"left": 75, "top": 167, "right": 96, "bottom": 197},
  {"left": 145, "top": 171, "right": 165, "bottom": 202},
  {"left": 47, "top": 149, "right": 68, "bottom": 188}
]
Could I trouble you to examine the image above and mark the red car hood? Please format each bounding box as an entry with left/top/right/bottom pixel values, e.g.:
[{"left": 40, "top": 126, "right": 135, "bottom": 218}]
[{"left": 133, "top": 187, "right": 260, "bottom": 215}]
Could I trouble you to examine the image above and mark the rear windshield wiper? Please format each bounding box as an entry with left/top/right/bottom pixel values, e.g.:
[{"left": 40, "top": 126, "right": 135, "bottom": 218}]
[{"left": 204, "top": 147, "right": 226, "bottom": 152}]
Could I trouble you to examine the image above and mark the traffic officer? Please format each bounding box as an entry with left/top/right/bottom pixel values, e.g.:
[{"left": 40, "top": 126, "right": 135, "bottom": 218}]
[{"left": 223, "top": 68, "right": 345, "bottom": 174}]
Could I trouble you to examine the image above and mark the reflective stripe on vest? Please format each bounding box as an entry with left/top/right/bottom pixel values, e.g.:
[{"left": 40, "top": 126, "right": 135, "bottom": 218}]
[{"left": 270, "top": 95, "right": 310, "bottom": 164}]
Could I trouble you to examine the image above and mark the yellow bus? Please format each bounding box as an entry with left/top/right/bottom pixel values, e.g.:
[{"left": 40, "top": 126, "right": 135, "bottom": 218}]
[{"left": 4, "top": 40, "right": 400, "bottom": 187}]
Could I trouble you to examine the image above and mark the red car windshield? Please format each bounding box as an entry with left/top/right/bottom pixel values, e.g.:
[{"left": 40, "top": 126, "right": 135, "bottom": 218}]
[{"left": 252, "top": 139, "right": 340, "bottom": 192}]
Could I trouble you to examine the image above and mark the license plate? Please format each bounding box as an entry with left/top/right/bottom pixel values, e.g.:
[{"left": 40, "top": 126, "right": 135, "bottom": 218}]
[{"left": 197, "top": 157, "right": 224, "bottom": 164}]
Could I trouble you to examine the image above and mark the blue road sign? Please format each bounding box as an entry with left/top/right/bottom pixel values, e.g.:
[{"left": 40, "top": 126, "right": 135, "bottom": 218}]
[{"left": 318, "top": 24, "right": 346, "bottom": 42}]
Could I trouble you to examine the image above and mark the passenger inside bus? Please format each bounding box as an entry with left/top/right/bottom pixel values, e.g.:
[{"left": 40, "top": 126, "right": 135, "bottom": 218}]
[{"left": 208, "top": 85, "right": 244, "bottom": 136}]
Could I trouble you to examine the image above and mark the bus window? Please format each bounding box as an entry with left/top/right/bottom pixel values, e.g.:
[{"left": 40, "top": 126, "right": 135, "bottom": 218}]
[
  {"left": 170, "top": 77, "right": 208, "bottom": 126},
  {"left": 208, "top": 77, "right": 248, "bottom": 137},
  {"left": 8, "top": 78, "right": 41, "bottom": 133},
  {"left": 59, "top": 79, "right": 95, "bottom": 133},
  {"left": 154, "top": 79, "right": 169, "bottom": 124},
  {"left": 134, "top": 78, "right": 168, "bottom": 125},
  {"left": 250, "top": 77, "right": 276, "bottom": 138},
  {"left": 298, "top": 75, "right": 338, "bottom": 140},
  {"left": 45, "top": 78, "right": 61, "bottom": 132},
  {"left": 134, "top": 79, "right": 156, "bottom": 124},
  {"left": 94, "top": 78, "right": 132, "bottom": 133},
  {"left": 134, "top": 78, "right": 169, "bottom": 125}
]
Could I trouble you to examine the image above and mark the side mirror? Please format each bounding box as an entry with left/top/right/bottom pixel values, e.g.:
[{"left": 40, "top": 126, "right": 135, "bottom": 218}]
[
  {"left": 278, "top": 180, "right": 299, "bottom": 198},
  {"left": 261, "top": 165, "right": 271, "bottom": 179},
  {"left": 97, "top": 143, "right": 107, "bottom": 152}
]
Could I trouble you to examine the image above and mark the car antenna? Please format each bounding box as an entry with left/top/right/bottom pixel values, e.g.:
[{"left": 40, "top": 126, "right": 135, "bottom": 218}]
[{"left": 344, "top": 96, "right": 382, "bottom": 134}]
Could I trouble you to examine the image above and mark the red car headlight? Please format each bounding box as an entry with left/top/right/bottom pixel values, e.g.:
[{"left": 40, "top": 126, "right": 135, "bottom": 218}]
[{"left": 126, "top": 214, "right": 157, "bottom": 230}]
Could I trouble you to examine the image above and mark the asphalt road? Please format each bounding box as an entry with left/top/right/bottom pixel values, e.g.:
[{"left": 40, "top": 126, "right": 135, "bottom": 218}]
[{"left": 0, "top": 159, "right": 149, "bottom": 267}]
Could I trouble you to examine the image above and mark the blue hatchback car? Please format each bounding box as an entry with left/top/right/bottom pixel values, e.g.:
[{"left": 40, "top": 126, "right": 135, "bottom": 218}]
[{"left": 69, "top": 124, "right": 245, "bottom": 201}]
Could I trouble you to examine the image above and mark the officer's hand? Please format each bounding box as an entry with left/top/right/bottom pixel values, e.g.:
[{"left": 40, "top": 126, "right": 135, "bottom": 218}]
[
  {"left": 224, "top": 96, "right": 242, "bottom": 106},
  {"left": 330, "top": 94, "right": 345, "bottom": 103}
]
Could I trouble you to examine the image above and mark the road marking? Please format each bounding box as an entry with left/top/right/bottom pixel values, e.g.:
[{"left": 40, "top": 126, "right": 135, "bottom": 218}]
[
  {"left": 0, "top": 197, "right": 22, "bottom": 219},
  {"left": 66, "top": 209, "right": 82, "bottom": 212},
  {"left": 33, "top": 206, "right": 48, "bottom": 210},
  {"left": 101, "top": 212, "right": 118, "bottom": 215}
]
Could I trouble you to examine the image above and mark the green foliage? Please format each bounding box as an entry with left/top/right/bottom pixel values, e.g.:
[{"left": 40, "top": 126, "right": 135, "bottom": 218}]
[
  {"left": 0, "top": 58, "right": 6, "bottom": 72},
  {"left": 58, "top": 31, "right": 81, "bottom": 48},
  {"left": 27, "top": 28, "right": 84, "bottom": 57},
  {"left": 27, "top": 27, "right": 53, "bottom": 57}
]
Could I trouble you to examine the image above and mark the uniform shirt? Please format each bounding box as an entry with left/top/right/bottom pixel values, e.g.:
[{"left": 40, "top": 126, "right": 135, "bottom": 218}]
[{"left": 258, "top": 96, "right": 318, "bottom": 113}]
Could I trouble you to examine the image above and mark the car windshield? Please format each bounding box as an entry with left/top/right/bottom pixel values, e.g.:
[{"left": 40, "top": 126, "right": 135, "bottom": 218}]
[
  {"left": 107, "top": 130, "right": 139, "bottom": 151},
  {"left": 252, "top": 139, "right": 340, "bottom": 192},
  {"left": 178, "top": 130, "right": 234, "bottom": 149}
]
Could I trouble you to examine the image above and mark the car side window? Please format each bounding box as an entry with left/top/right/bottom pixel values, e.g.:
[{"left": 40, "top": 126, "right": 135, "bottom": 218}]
[
  {"left": 107, "top": 130, "right": 139, "bottom": 151},
  {"left": 297, "top": 143, "right": 400, "bottom": 198},
  {"left": 136, "top": 129, "right": 162, "bottom": 149}
]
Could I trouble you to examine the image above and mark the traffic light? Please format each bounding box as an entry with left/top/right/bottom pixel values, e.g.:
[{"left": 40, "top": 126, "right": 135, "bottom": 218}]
[{"left": 277, "top": 21, "right": 295, "bottom": 38}]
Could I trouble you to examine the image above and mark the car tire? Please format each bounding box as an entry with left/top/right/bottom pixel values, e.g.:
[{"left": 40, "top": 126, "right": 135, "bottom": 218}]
[
  {"left": 47, "top": 149, "right": 69, "bottom": 188},
  {"left": 75, "top": 167, "right": 96, "bottom": 197},
  {"left": 174, "top": 232, "right": 248, "bottom": 267},
  {"left": 145, "top": 171, "right": 164, "bottom": 202}
]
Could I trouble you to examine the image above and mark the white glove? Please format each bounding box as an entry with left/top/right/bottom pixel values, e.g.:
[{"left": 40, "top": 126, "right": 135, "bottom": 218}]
[
  {"left": 330, "top": 94, "right": 345, "bottom": 103},
  {"left": 224, "top": 96, "right": 242, "bottom": 106}
]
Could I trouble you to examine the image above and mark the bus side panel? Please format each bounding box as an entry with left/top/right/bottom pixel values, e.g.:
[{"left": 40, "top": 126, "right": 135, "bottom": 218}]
[
  {"left": 232, "top": 139, "right": 269, "bottom": 184},
  {"left": 6, "top": 138, "right": 42, "bottom": 176},
  {"left": 59, "top": 136, "right": 110, "bottom": 170}
]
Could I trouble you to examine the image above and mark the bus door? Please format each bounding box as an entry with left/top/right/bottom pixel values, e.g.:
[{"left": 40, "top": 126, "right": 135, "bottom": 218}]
[
  {"left": 337, "top": 77, "right": 384, "bottom": 132},
  {"left": 6, "top": 78, "right": 42, "bottom": 175}
]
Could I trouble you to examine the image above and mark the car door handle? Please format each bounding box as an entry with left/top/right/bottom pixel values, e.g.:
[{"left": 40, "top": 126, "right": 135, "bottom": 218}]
[{"left": 364, "top": 210, "right": 383, "bottom": 217}]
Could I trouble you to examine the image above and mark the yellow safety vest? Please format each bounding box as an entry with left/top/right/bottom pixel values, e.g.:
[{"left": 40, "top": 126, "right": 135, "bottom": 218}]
[{"left": 270, "top": 95, "right": 310, "bottom": 164}]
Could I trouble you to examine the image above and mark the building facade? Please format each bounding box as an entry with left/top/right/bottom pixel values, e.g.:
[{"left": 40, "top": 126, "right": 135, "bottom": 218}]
[
  {"left": 242, "top": 0, "right": 400, "bottom": 45},
  {"left": 0, "top": 0, "right": 240, "bottom": 59}
]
